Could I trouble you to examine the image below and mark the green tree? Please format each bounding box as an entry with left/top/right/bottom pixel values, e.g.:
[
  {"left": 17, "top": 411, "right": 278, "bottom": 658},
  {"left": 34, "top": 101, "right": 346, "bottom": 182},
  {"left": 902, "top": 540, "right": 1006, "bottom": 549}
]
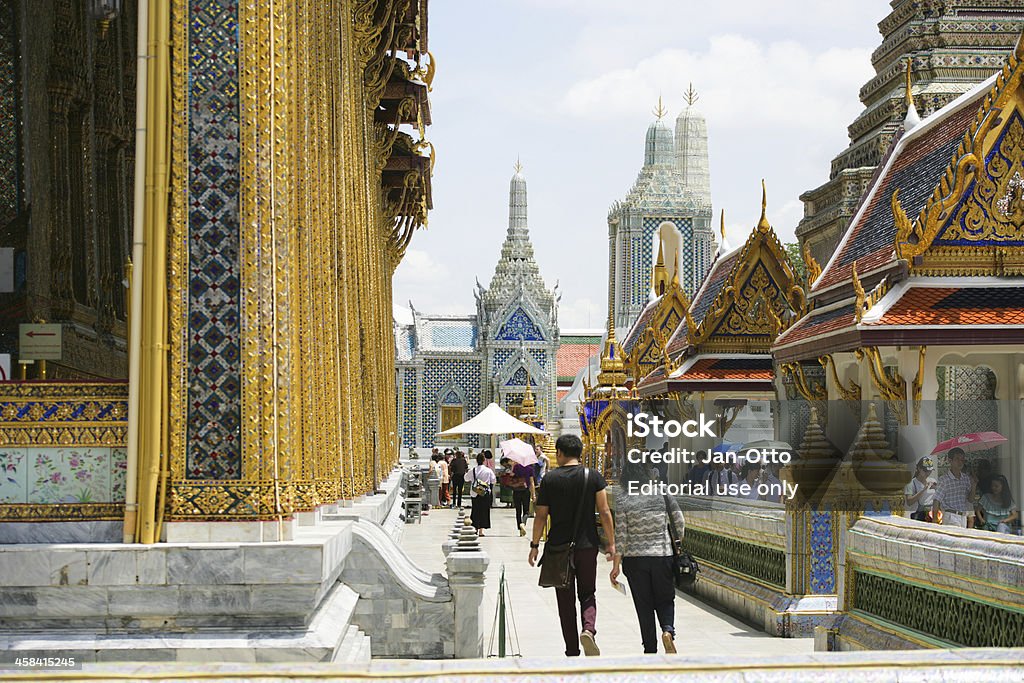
[{"left": 784, "top": 242, "right": 806, "bottom": 282}]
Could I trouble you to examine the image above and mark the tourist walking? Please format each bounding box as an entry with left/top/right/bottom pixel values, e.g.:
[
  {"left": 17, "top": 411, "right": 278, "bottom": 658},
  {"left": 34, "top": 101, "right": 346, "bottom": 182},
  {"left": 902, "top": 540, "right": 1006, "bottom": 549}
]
[
  {"left": 528, "top": 434, "right": 615, "bottom": 657},
  {"left": 500, "top": 456, "right": 536, "bottom": 536},
  {"left": 450, "top": 450, "right": 468, "bottom": 509},
  {"left": 439, "top": 454, "right": 451, "bottom": 506},
  {"left": 610, "top": 459, "right": 684, "bottom": 654},
  {"left": 905, "top": 457, "right": 936, "bottom": 522},
  {"left": 469, "top": 453, "right": 496, "bottom": 536},
  {"left": 976, "top": 475, "right": 1019, "bottom": 534},
  {"left": 933, "top": 448, "right": 976, "bottom": 528}
]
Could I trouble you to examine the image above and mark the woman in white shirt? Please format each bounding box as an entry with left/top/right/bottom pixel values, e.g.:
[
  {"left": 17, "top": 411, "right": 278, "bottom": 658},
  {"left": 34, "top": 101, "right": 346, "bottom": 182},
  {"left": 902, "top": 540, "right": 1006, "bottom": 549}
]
[
  {"left": 469, "top": 453, "right": 497, "bottom": 536},
  {"left": 905, "top": 456, "right": 936, "bottom": 522}
]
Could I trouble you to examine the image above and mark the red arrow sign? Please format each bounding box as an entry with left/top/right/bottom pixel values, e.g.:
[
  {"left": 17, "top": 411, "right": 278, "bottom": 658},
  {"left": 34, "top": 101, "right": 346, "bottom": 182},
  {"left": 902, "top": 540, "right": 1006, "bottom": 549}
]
[{"left": 26, "top": 331, "right": 56, "bottom": 337}]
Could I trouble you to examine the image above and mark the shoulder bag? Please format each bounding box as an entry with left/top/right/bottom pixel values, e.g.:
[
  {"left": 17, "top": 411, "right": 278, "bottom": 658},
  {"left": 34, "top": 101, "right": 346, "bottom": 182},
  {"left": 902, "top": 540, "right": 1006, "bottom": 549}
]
[
  {"left": 664, "top": 495, "right": 699, "bottom": 588},
  {"left": 471, "top": 467, "right": 491, "bottom": 497},
  {"left": 538, "top": 468, "right": 589, "bottom": 589}
]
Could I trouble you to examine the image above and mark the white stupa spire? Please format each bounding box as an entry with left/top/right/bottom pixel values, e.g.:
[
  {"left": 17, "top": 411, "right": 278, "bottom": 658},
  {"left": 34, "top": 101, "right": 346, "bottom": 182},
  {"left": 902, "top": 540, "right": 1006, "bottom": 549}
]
[{"left": 675, "top": 84, "right": 712, "bottom": 207}]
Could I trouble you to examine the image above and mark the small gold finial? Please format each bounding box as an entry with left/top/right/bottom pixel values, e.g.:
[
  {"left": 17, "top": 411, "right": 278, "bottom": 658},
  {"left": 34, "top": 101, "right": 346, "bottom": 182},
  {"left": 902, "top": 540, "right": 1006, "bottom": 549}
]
[
  {"left": 671, "top": 247, "right": 679, "bottom": 287},
  {"left": 1016, "top": 29, "right": 1024, "bottom": 61},
  {"left": 514, "top": 157, "right": 523, "bottom": 174},
  {"left": 653, "top": 95, "right": 668, "bottom": 120},
  {"left": 720, "top": 209, "right": 726, "bottom": 240},
  {"left": 904, "top": 58, "right": 914, "bottom": 107},
  {"left": 757, "top": 179, "right": 771, "bottom": 232},
  {"left": 684, "top": 83, "right": 698, "bottom": 106}
]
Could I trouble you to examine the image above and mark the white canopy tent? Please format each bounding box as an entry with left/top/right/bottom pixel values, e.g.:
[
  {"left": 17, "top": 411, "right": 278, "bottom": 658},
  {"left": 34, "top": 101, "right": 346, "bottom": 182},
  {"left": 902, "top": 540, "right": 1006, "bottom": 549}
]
[{"left": 436, "top": 402, "right": 546, "bottom": 436}]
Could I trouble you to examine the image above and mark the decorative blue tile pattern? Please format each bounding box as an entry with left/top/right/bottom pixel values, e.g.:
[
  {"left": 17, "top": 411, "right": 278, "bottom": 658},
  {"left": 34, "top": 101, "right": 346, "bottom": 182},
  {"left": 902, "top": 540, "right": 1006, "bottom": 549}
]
[
  {"left": 428, "top": 322, "right": 478, "bottom": 350},
  {"left": 503, "top": 392, "right": 524, "bottom": 410},
  {"left": 401, "top": 370, "right": 417, "bottom": 447},
  {"left": 505, "top": 366, "right": 529, "bottom": 386},
  {"left": 422, "top": 359, "right": 482, "bottom": 448},
  {"left": 809, "top": 509, "right": 836, "bottom": 594},
  {"left": 186, "top": 0, "right": 242, "bottom": 480},
  {"left": 491, "top": 348, "right": 515, "bottom": 374},
  {"left": 497, "top": 307, "right": 544, "bottom": 341},
  {"left": 529, "top": 349, "right": 547, "bottom": 369},
  {"left": 441, "top": 389, "right": 462, "bottom": 405}
]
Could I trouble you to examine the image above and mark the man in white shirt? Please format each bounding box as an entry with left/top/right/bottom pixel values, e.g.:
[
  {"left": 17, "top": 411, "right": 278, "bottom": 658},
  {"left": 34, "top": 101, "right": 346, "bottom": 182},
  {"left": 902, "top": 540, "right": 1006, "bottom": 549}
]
[{"left": 933, "top": 448, "right": 975, "bottom": 528}]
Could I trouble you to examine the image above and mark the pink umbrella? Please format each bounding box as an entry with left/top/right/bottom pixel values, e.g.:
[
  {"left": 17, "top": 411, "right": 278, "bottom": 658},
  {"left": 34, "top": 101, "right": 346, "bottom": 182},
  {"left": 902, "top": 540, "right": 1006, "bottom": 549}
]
[
  {"left": 499, "top": 438, "right": 539, "bottom": 467},
  {"left": 930, "top": 432, "right": 1007, "bottom": 455}
]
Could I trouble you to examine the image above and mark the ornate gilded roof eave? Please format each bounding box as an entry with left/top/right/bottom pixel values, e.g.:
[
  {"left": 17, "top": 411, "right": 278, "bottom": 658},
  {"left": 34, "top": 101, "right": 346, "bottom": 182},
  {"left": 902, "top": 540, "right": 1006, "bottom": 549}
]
[
  {"left": 893, "top": 32, "right": 1024, "bottom": 267},
  {"left": 854, "top": 346, "right": 908, "bottom": 425},
  {"left": 818, "top": 354, "right": 861, "bottom": 402},
  {"left": 802, "top": 242, "right": 822, "bottom": 287},
  {"left": 690, "top": 196, "right": 805, "bottom": 348},
  {"left": 780, "top": 362, "right": 826, "bottom": 402}
]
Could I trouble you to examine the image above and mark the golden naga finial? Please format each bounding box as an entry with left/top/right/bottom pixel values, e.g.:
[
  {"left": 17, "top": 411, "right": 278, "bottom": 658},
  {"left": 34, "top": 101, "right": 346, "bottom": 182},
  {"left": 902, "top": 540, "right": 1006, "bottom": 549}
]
[
  {"left": 852, "top": 261, "right": 866, "bottom": 323},
  {"left": 904, "top": 58, "right": 914, "bottom": 107},
  {"left": 514, "top": 157, "right": 523, "bottom": 174},
  {"left": 720, "top": 209, "right": 726, "bottom": 240},
  {"left": 757, "top": 179, "right": 771, "bottom": 232},
  {"left": 684, "top": 83, "right": 699, "bottom": 106},
  {"left": 1015, "top": 28, "right": 1024, "bottom": 61},
  {"left": 653, "top": 95, "right": 668, "bottom": 120},
  {"left": 802, "top": 242, "right": 822, "bottom": 286}
]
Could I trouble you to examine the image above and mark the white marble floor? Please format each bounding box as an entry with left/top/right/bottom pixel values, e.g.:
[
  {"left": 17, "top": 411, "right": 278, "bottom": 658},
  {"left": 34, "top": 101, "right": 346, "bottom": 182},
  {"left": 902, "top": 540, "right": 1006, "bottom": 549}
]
[{"left": 399, "top": 504, "right": 815, "bottom": 660}]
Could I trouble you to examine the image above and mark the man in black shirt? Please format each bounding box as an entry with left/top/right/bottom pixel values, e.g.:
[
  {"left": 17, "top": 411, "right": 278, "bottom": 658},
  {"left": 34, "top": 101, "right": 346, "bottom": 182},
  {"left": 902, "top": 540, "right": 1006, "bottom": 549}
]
[{"left": 528, "top": 434, "right": 615, "bottom": 657}]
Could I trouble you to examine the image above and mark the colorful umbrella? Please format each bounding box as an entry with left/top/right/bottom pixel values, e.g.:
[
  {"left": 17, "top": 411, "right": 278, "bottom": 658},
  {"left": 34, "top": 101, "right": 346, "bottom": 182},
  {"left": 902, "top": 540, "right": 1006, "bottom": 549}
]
[
  {"left": 930, "top": 432, "right": 1007, "bottom": 455},
  {"left": 499, "top": 438, "right": 539, "bottom": 467}
]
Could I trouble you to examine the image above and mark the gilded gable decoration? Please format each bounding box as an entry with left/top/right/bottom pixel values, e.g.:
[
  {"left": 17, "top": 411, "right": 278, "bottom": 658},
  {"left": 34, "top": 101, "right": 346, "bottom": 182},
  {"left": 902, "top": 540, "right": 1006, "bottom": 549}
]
[{"left": 893, "top": 33, "right": 1024, "bottom": 274}]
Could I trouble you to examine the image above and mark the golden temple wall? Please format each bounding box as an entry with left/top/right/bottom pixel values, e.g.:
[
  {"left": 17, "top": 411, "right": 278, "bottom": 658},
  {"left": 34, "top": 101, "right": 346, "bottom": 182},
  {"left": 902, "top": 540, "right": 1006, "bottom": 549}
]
[{"left": 165, "top": 0, "right": 415, "bottom": 521}]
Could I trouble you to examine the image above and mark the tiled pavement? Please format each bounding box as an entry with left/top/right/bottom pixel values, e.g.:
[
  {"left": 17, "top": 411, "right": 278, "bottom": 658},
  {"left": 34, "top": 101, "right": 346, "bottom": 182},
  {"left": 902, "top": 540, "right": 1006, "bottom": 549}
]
[{"left": 399, "top": 504, "right": 814, "bottom": 660}]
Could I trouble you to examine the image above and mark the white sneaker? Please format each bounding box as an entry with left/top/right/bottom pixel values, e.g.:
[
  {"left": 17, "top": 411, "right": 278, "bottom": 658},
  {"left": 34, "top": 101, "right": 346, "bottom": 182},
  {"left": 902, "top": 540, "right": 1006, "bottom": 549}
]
[
  {"left": 519, "top": 523, "right": 526, "bottom": 536},
  {"left": 580, "top": 630, "right": 600, "bottom": 656}
]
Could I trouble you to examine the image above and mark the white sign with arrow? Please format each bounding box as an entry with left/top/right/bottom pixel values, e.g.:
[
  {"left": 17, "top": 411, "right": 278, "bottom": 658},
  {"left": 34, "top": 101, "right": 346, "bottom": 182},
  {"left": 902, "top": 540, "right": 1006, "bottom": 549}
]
[{"left": 19, "top": 324, "right": 62, "bottom": 361}]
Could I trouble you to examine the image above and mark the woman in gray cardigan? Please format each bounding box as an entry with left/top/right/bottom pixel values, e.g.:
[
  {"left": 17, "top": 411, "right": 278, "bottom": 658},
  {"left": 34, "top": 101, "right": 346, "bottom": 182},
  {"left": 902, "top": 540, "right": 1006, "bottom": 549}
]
[{"left": 610, "top": 459, "right": 685, "bottom": 654}]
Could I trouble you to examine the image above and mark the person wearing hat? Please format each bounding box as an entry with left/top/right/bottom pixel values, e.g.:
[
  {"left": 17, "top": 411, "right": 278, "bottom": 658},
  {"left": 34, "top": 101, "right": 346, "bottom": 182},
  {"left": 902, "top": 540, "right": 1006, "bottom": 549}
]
[{"left": 906, "top": 456, "right": 936, "bottom": 522}]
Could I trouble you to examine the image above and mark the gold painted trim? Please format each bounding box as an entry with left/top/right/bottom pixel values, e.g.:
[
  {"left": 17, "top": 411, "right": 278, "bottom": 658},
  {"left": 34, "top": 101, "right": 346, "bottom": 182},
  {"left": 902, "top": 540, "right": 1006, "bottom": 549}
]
[{"left": 0, "top": 503, "right": 125, "bottom": 522}]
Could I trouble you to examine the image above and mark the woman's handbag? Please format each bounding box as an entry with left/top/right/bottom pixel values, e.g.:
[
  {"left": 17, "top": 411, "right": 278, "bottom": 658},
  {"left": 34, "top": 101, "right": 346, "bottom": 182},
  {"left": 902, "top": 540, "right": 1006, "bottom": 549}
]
[
  {"left": 471, "top": 467, "right": 491, "bottom": 497},
  {"left": 664, "top": 495, "right": 699, "bottom": 587},
  {"left": 538, "top": 468, "right": 589, "bottom": 589}
]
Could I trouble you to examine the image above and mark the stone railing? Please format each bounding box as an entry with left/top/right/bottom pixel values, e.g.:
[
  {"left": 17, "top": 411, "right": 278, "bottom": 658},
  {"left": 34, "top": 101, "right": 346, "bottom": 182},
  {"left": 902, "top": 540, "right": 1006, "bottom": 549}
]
[
  {"left": 0, "top": 381, "right": 129, "bottom": 536},
  {"left": 667, "top": 495, "right": 822, "bottom": 636},
  {"left": 677, "top": 496, "right": 787, "bottom": 589},
  {"left": 820, "top": 516, "right": 1024, "bottom": 651}
]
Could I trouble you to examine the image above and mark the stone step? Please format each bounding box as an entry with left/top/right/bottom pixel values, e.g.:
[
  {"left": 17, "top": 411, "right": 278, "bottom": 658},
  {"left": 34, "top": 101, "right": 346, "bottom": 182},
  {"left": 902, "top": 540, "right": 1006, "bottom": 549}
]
[{"left": 0, "top": 582, "right": 364, "bottom": 664}]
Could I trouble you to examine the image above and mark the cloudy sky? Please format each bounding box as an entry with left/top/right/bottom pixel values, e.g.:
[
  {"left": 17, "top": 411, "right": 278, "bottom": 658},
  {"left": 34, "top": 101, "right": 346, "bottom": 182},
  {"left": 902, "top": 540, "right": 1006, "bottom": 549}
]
[{"left": 393, "top": 0, "right": 892, "bottom": 329}]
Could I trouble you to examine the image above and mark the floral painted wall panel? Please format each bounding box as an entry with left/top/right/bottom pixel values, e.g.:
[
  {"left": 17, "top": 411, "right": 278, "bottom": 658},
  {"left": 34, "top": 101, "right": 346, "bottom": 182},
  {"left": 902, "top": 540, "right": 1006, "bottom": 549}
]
[
  {"left": 23, "top": 447, "right": 124, "bottom": 504},
  {"left": 0, "top": 447, "right": 27, "bottom": 503}
]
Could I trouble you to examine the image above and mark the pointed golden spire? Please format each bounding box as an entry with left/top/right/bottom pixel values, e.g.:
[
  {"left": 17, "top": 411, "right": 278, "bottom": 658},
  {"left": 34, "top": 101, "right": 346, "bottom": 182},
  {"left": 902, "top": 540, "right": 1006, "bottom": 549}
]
[
  {"left": 598, "top": 294, "right": 626, "bottom": 388},
  {"left": 684, "top": 83, "right": 699, "bottom": 106},
  {"left": 514, "top": 157, "right": 523, "bottom": 174},
  {"left": 653, "top": 95, "right": 668, "bottom": 120},
  {"left": 756, "top": 179, "right": 772, "bottom": 232},
  {"left": 1016, "top": 28, "right": 1024, "bottom": 61},
  {"left": 653, "top": 237, "right": 669, "bottom": 295},
  {"left": 671, "top": 246, "right": 680, "bottom": 287}
]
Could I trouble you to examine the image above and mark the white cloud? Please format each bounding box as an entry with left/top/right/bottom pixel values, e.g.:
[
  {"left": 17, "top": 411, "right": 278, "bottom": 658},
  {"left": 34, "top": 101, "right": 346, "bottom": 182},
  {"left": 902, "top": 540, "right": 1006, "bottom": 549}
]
[
  {"left": 557, "top": 296, "right": 604, "bottom": 330},
  {"left": 558, "top": 35, "right": 872, "bottom": 134},
  {"left": 394, "top": 248, "right": 450, "bottom": 286}
]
